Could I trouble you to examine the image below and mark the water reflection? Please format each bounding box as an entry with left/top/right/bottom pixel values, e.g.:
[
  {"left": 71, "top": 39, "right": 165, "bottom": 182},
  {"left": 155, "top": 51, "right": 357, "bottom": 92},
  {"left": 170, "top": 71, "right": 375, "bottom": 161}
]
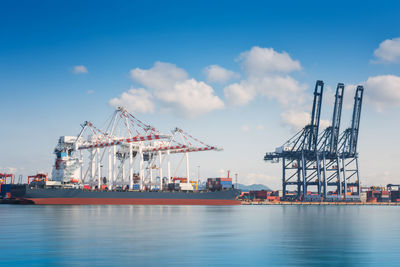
[{"left": 0, "top": 205, "right": 399, "bottom": 266}]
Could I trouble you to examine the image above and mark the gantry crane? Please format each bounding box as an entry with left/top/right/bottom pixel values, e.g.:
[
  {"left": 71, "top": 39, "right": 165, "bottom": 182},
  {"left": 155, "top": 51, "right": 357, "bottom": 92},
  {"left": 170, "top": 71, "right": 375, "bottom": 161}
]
[
  {"left": 318, "top": 83, "right": 344, "bottom": 199},
  {"left": 337, "top": 85, "right": 364, "bottom": 200},
  {"left": 264, "top": 80, "right": 324, "bottom": 200},
  {"left": 51, "top": 107, "right": 222, "bottom": 191},
  {"left": 264, "top": 80, "right": 365, "bottom": 201},
  {"left": 0, "top": 173, "right": 14, "bottom": 184}
]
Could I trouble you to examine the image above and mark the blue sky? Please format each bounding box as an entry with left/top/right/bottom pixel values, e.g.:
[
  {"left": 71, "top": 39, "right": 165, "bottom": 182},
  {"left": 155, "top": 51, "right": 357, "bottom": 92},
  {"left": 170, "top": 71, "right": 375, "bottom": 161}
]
[{"left": 1, "top": 0, "right": 400, "bottom": 188}]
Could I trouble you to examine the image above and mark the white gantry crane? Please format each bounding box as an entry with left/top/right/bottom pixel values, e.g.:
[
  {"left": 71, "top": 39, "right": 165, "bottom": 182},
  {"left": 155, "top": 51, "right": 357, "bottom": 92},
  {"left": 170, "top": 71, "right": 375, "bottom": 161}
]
[{"left": 51, "top": 107, "right": 222, "bottom": 191}]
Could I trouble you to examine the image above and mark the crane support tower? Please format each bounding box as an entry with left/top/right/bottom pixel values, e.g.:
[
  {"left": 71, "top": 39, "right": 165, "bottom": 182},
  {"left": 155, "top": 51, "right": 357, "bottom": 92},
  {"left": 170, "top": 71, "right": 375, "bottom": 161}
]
[
  {"left": 264, "top": 81, "right": 365, "bottom": 201},
  {"left": 264, "top": 80, "right": 324, "bottom": 201},
  {"left": 318, "top": 83, "right": 345, "bottom": 200},
  {"left": 337, "top": 85, "right": 364, "bottom": 200}
]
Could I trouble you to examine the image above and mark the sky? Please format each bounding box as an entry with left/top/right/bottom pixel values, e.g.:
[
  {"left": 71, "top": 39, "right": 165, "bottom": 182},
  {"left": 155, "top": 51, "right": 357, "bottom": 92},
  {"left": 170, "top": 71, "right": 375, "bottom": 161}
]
[{"left": 1, "top": 0, "right": 400, "bottom": 189}]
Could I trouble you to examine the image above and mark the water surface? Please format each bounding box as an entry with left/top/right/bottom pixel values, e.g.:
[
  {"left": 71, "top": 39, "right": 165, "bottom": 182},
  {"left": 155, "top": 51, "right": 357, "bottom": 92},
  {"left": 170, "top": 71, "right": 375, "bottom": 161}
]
[{"left": 1, "top": 205, "right": 399, "bottom": 266}]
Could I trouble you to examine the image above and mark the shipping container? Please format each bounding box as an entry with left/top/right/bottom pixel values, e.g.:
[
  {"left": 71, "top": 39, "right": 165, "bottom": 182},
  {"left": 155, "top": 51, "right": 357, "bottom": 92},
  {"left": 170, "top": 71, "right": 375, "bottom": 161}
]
[
  {"left": 83, "top": 185, "right": 91, "bottom": 190},
  {"left": 390, "top": 191, "right": 400, "bottom": 202},
  {"left": 0, "top": 184, "right": 12, "bottom": 197},
  {"left": 172, "top": 177, "right": 187, "bottom": 183},
  {"left": 132, "top": 184, "right": 140, "bottom": 190}
]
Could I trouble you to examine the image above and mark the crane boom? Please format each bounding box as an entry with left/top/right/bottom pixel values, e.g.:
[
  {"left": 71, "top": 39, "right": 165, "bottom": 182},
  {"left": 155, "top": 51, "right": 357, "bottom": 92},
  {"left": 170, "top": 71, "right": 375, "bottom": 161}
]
[
  {"left": 349, "top": 86, "right": 364, "bottom": 155},
  {"left": 329, "top": 83, "right": 344, "bottom": 154},
  {"left": 308, "top": 80, "right": 324, "bottom": 151}
]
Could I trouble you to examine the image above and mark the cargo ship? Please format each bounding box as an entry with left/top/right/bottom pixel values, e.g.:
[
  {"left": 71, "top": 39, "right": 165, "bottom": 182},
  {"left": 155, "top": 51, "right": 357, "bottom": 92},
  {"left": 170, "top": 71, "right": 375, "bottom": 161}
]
[
  {"left": 1, "top": 107, "right": 242, "bottom": 205},
  {"left": 2, "top": 184, "right": 240, "bottom": 205},
  {"left": 1, "top": 174, "right": 240, "bottom": 205}
]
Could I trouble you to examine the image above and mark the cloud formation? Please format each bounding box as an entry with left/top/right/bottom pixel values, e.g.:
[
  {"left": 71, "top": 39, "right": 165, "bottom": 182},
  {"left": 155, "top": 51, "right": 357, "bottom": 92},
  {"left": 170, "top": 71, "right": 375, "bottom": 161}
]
[
  {"left": 224, "top": 47, "right": 305, "bottom": 107},
  {"left": 73, "top": 65, "right": 88, "bottom": 74},
  {"left": 109, "top": 88, "right": 155, "bottom": 113},
  {"left": 364, "top": 75, "right": 400, "bottom": 111},
  {"left": 223, "top": 81, "right": 256, "bottom": 106},
  {"left": 373, "top": 37, "right": 400, "bottom": 63},
  {"left": 280, "top": 110, "right": 331, "bottom": 132},
  {"left": 130, "top": 62, "right": 187, "bottom": 90},
  {"left": 156, "top": 79, "right": 224, "bottom": 117},
  {"left": 241, "top": 124, "right": 250, "bottom": 132},
  {"left": 224, "top": 46, "right": 308, "bottom": 130},
  {"left": 203, "top": 65, "right": 239, "bottom": 83},
  {"left": 280, "top": 110, "right": 311, "bottom": 132},
  {"left": 238, "top": 46, "right": 301, "bottom": 74},
  {"left": 112, "top": 61, "right": 224, "bottom": 118}
]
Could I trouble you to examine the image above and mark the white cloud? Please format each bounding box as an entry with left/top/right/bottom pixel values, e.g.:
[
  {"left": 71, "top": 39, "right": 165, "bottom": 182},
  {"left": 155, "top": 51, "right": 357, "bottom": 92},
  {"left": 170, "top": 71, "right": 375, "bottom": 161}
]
[
  {"left": 224, "top": 74, "right": 307, "bottom": 107},
  {"left": 73, "top": 65, "right": 88, "bottom": 74},
  {"left": 238, "top": 46, "right": 301, "bottom": 74},
  {"left": 280, "top": 110, "right": 310, "bottom": 132},
  {"left": 319, "top": 119, "right": 331, "bottom": 130},
  {"left": 117, "top": 61, "right": 225, "bottom": 118},
  {"left": 130, "top": 61, "right": 187, "bottom": 90},
  {"left": 241, "top": 124, "right": 250, "bottom": 132},
  {"left": 87, "top": 90, "right": 95, "bottom": 94},
  {"left": 109, "top": 88, "right": 155, "bottom": 113},
  {"left": 203, "top": 65, "right": 239, "bottom": 83},
  {"left": 156, "top": 79, "right": 224, "bottom": 118},
  {"left": 323, "top": 83, "right": 358, "bottom": 111},
  {"left": 342, "top": 84, "right": 358, "bottom": 110},
  {"left": 224, "top": 46, "right": 310, "bottom": 131},
  {"left": 280, "top": 110, "right": 330, "bottom": 132},
  {"left": 224, "top": 81, "right": 256, "bottom": 106},
  {"left": 253, "top": 75, "right": 308, "bottom": 107},
  {"left": 364, "top": 75, "right": 400, "bottom": 111},
  {"left": 373, "top": 37, "right": 400, "bottom": 63}
]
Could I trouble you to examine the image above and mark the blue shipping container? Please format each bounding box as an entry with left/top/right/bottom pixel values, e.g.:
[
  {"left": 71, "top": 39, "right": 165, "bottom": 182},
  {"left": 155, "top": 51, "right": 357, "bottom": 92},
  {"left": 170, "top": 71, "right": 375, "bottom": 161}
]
[
  {"left": 0, "top": 184, "right": 11, "bottom": 197},
  {"left": 132, "top": 184, "right": 140, "bottom": 190},
  {"left": 221, "top": 181, "right": 232, "bottom": 185}
]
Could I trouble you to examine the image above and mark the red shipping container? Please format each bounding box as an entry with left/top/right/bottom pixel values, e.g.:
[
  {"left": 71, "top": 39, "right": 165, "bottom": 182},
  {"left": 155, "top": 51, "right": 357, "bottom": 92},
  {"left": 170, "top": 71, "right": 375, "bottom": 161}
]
[
  {"left": 221, "top": 178, "right": 232, "bottom": 182},
  {"left": 267, "top": 196, "right": 280, "bottom": 201},
  {"left": 254, "top": 191, "right": 269, "bottom": 199}
]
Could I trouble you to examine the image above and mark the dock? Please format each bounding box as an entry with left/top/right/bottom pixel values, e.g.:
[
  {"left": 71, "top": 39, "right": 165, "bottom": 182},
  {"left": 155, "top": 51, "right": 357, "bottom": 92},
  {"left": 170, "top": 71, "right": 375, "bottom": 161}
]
[{"left": 241, "top": 201, "right": 400, "bottom": 206}]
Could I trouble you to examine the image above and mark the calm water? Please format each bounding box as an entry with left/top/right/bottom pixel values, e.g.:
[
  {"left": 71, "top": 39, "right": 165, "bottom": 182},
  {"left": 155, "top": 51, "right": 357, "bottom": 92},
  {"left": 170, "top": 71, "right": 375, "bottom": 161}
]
[{"left": 1, "top": 205, "right": 399, "bottom": 266}]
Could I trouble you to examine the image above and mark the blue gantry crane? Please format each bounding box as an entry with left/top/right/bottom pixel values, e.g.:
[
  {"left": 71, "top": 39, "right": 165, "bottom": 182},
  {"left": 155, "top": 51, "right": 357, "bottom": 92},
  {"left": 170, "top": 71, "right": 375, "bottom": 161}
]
[
  {"left": 264, "top": 80, "right": 324, "bottom": 201},
  {"left": 337, "top": 85, "right": 364, "bottom": 200},
  {"left": 264, "top": 81, "right": 364, "bottom": 201},
  {"left": 318, "top": 83, "right": 344, "bottom": 200}
]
